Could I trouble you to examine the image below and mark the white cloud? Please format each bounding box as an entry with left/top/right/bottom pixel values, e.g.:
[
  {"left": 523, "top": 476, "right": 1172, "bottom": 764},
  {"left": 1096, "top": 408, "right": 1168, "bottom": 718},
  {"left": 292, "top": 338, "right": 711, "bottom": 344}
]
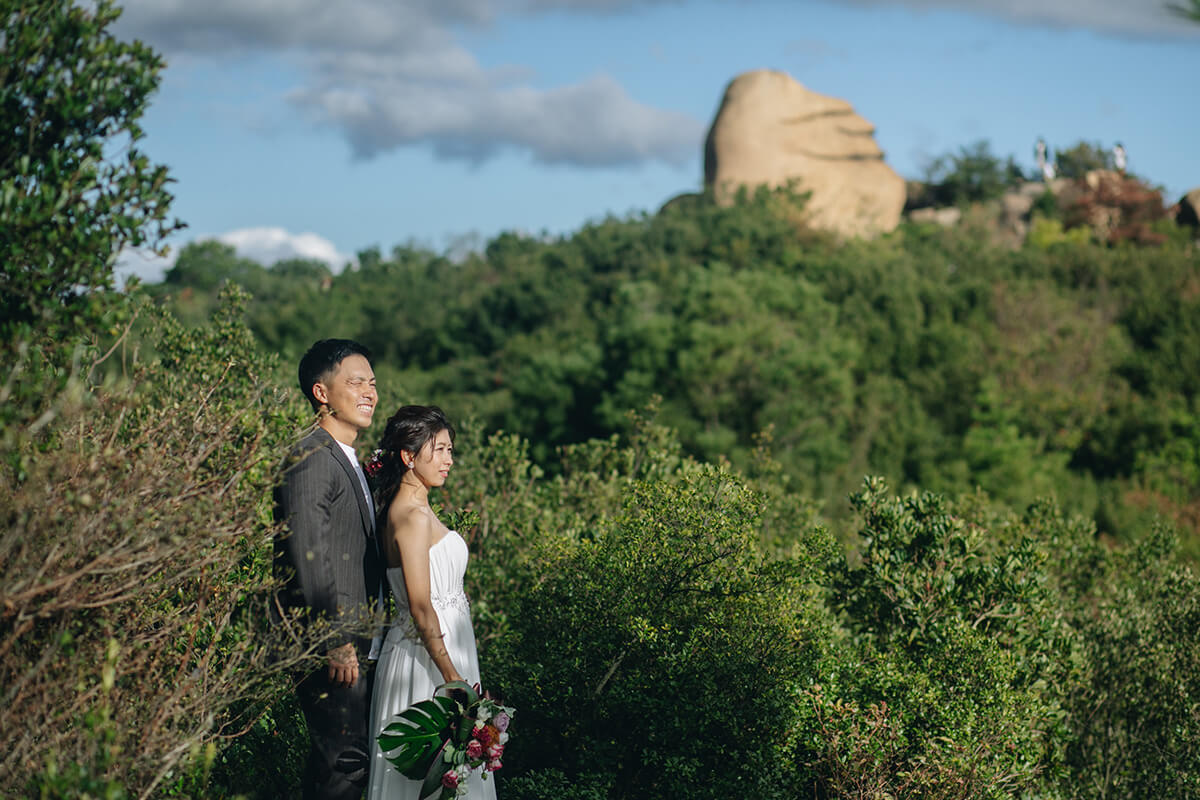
[
  {"left": 846, "top": 0, "right": 1198, "bottom": 37},
  {"left": 518, "top": 0, "right": 685, "bottom": 11},
  {"left": 217, "top": 227, "right": 353, "bottom": 270},
  {"left": 115, "top": 246, "right": 177, "bottom": 286},
  {"left": 293, "top": 74, "right": 701, "bottom": 166},
  {"left": 114, "top": 228, "right": 352, "bottom": 287},
  {"left": 114, "top": 0, "right": 703, "bottom": 169}
]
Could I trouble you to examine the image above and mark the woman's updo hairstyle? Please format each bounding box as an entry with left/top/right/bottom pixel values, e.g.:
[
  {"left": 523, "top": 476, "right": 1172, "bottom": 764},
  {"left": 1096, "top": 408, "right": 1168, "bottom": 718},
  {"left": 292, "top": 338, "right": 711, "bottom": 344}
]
[{"left": 370, "top": 405, "right": 455, "bottom": 514}]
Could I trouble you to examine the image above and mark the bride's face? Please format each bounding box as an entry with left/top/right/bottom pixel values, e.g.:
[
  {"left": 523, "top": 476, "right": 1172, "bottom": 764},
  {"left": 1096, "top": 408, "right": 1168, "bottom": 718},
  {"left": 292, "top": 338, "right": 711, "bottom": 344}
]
[{"left": 409, "top": 428, "right": 454, "bottom": 488}]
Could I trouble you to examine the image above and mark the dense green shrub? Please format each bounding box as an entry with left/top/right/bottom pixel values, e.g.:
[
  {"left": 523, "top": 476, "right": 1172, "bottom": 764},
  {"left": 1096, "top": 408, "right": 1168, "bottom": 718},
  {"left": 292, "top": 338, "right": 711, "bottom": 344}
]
[
  {"left": 1054, "top": 524, "right": 1200, "bottom": 798},
  {"left": 490, "top": 466, "right": 834, "bottom": 799},
  {"left": 0, "top": 4, "right": 317, "bottom": 794},
  {"left": 919, "top": 139, "right": 1025, "bottom": 206},
  {"left": 1054, "top": 141, "right": 1116, "bottom": 179},
  {"left": 0, "top": 289, "right": 314, "bottom": 796},
  {"left": 791, "top": 480, "right": 1074, "bottom": 798}
]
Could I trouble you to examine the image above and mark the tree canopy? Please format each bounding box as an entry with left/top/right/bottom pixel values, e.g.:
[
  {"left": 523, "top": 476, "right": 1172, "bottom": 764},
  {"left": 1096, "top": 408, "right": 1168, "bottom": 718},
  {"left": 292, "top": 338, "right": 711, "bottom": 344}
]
[{"left": 0, "top": 0, "right": 181, "bottom": 347}]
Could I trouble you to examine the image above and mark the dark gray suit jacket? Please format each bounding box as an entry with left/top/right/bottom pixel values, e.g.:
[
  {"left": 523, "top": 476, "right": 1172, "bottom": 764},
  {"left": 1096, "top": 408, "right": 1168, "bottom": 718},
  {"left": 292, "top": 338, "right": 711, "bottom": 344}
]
[{"left": 273, "top": 427, "right": 382, "bottom": 651}]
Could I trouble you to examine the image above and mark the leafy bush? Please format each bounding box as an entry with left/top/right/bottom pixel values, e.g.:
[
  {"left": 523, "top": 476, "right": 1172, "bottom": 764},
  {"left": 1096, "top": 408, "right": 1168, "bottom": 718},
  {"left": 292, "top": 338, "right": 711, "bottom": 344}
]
[
  {"left": 490, "top": 465, "right": 833, "bottom": 799},
  {"left": 1027, "top": 216, "right": 1091, "bottom": 248},
  {"left": 793, "top": 480, "right": 1073, "bottom": 798},
  {"left": 920, "top": 140, "right": 1024, "bottom": 206},
  {"left": 1054, "top": 141, "right": 1116, "bottom": 179},
  {"left": 0, "top": 289, "right": 315, "bottom": 796},
  {"left": 1055, "top": 524, "right": 1200, "bottom": 798}
]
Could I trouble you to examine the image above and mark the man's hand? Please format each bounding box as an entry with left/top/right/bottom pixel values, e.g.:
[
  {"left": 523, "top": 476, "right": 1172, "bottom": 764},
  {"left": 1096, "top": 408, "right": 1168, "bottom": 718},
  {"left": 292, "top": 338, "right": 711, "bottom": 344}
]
[{"left": 327, "top": 642, "right": 359, "bottom": 688}]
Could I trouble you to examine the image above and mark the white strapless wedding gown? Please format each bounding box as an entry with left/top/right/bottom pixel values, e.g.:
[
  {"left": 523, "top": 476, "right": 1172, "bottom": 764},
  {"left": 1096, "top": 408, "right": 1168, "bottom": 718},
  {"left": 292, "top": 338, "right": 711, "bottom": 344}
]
[{"left": 367, "top": 532, "right": 497, "bottom": 800}]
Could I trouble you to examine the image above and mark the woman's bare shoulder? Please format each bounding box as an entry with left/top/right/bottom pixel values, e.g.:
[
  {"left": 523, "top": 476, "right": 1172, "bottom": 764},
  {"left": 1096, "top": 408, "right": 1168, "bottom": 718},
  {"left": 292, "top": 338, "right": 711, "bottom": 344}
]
[{"left": 388, "top": 502, "right": 433, "bottom": 542}]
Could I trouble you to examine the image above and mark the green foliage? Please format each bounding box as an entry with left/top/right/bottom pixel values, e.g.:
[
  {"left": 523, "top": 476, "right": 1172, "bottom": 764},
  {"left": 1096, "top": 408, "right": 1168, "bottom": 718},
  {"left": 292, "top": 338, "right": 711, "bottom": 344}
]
[
  {"left": 26, "top": 642, "right": 129, "bottom": 799},
  {"left": 1027, "top": 216, "right": 1090, "bottom": 248},
  {"left": 378, "top": 694, "right": 462, "bottom": 784},
  {"left": 0, "top": 289, "right": 307, "bottom": 797},
  {"left": 490, "top": 466, "right": 831, "bottom": 799},
  {"left": 203, "top": 694, "right": 307, "bottom": 800},
  {"left": 796, "top": 479, "right": 1072, "bottom": 798},
  {"left": 1030, "top": 187, "right": 1061, "bottom": 219},
  {"left": 1170, "top": 0, "right": 1200, "bottom": 21},
  {"left": 921, "top": 139, "right": 1024, "bottom": 206},
  {"left": 501, "top": 768, "right": 611, "bottom": 800},
  {"left": 0, "top": 0, "right": 182, "bottom": 348},
  {"left": 1056, "top": 524, "right": 1200, "bottom": 797},
  {"left": 154, "top": 183, "right": 1200, "bottom": 555},
  {"left": 1054, "top": 140, "right": 1115, "bottom": 179}
]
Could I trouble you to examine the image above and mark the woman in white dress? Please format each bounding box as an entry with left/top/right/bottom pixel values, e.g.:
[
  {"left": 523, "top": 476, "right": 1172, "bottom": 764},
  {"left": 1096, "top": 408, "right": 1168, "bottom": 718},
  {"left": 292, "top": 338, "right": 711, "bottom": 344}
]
[{"left": 366, "top": 405, "right": 497, "bottom": 800}]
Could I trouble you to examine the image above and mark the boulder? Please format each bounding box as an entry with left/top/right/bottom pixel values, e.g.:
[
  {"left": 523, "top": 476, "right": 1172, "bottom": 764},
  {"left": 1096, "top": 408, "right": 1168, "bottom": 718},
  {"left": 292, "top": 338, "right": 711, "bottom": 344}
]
[
  {"left": 909, "top": 207, "right": 962, "bottom": 227},
  {"left": 1177, "top": 187, "right": 1200, "bottom": 229},
  {"left": 703, "top": 70, "right": 905, "bottom": 238},
  {"left": 995, "top": 184, "right": 1044, "bottom": 244}
]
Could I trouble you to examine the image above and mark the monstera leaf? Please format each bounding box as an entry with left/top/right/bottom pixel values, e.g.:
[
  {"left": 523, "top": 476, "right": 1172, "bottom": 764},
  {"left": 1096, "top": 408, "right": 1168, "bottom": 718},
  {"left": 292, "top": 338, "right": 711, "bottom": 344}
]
[
  {"left": 378, "top": 680, "right": 481, "bottom": 798},
  {"left": 378, "top": 694, "right": 458, "bottom": 779}
]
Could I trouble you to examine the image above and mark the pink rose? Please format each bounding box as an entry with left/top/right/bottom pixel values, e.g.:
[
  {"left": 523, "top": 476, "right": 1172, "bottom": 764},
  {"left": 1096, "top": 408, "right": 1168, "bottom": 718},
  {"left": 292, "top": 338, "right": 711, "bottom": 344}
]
[
  {"left": 466, "top": 739, "right": 484, "bottom": 760},
  {"left": 475, "top": 725, "right": 495, "bottom": 748},
  {"left": 493, "top": 711, "right": 510, "bottom": 732},
  {"left": 487, "top": 758, "right": 503, "bottom": 773},
  {"left": 486, "top": 744, "right": 504, "bottom": 760},
  {"left": 441, "top": 770, "right": 459, "bottom": 789}
]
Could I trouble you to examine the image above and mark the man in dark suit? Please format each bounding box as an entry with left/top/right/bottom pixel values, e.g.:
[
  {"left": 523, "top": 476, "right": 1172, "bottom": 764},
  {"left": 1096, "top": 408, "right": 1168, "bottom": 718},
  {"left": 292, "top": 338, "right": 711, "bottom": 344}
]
[{"left": 274, "top": 339, "right": 383, "bottom": 800}]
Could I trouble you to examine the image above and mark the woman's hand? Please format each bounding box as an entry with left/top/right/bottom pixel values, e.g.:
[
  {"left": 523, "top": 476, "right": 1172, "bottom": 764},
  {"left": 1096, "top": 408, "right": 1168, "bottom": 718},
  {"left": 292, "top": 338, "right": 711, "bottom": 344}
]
[{"left": 441, "top": 675, "right": 469, "bottom": 708}]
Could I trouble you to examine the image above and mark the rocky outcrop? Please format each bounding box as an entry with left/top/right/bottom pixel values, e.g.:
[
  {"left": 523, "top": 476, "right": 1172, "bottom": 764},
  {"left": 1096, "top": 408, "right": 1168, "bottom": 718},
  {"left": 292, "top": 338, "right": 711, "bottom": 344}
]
[
  {"left": 995, "top": 182, "right": 1057, "bottom": 246},
  {"left": 1177, "top": 187, "right": 1200, "bottom": 230},
  {"left": 904, "top": 171, "right": 1176, "bottom": 246},
  {"left": 703, "top": 70, "right": 905, "bottom": 238},
  {"left": 908, "top": 206, "right": 962, "bottom": 227},
  {"left": 1058, "top": 170, "right": 1167, "bottom": 244}
]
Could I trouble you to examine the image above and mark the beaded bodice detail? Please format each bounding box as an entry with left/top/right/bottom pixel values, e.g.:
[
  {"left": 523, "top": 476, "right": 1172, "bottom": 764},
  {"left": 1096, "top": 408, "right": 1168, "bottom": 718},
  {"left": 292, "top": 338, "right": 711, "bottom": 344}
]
[{"left": 385, "top": 531, "right": 470, "bottom": 637}]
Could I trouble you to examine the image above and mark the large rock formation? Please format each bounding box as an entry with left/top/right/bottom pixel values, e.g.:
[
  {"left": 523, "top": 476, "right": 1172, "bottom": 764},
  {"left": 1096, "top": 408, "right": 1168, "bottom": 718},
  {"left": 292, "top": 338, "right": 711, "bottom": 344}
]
[
  {"left": 1178, "top": 187, "right": 1200, "bottom": 230},
  {"left": 704, "top": 70, "right": 905, "bottom": 238}
]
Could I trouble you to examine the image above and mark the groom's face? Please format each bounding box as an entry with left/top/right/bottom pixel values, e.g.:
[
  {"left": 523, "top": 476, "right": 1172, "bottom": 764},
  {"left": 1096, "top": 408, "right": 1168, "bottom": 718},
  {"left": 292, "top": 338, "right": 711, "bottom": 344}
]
[{"left": 315, "top": 354, "right": 377, "bottom": 432}]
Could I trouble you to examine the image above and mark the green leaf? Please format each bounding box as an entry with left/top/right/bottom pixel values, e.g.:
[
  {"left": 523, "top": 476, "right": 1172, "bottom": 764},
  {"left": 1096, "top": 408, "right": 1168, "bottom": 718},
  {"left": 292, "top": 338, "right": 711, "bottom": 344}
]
[
  {"left": 441, "top": 678, "right": 480, "bottom": 707},
  {"left": 421, "top": 740, "right": 452, "bottom": 800},
  {"left": 377, "top": 695, "right": 457, "bottom": 779}
]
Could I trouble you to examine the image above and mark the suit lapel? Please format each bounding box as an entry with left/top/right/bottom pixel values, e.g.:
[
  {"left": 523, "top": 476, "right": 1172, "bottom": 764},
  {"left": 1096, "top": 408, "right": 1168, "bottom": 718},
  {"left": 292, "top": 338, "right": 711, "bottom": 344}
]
[{"left": 313, "top": 427, "right": 376, "bottom": 536}]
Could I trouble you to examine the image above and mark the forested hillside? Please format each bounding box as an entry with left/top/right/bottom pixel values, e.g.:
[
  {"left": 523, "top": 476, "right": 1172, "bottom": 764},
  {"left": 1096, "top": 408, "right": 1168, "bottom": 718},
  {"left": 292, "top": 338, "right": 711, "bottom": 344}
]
[{"left": 155, "top": 188, "right": 1200, "bottom": 556}]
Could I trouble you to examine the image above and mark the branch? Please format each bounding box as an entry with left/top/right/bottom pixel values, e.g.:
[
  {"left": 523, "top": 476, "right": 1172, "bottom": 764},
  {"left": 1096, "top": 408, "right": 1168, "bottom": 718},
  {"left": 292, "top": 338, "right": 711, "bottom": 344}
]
[{"left": 1167, "top": 0, "right": 1200, "bottom": 21}]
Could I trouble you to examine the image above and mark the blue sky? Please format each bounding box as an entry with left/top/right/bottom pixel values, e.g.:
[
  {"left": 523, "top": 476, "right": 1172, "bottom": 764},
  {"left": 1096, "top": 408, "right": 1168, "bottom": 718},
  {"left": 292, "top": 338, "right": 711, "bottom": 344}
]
[{"left": 113, "top": 0, "right": 1200, "bottom": 282}]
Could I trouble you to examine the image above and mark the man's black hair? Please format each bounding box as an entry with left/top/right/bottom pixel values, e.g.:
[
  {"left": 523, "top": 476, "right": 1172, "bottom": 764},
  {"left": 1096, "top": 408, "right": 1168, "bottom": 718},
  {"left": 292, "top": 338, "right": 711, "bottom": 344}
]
[{"left": 297, "top": 339, "right": 373, "bottom": 411}]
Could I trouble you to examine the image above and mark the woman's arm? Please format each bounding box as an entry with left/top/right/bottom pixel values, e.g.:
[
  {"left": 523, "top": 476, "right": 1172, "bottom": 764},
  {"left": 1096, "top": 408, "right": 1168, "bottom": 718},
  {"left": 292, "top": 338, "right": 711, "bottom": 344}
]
[{"left": 390, "top": 507, "right": 463, "bottom": 685}]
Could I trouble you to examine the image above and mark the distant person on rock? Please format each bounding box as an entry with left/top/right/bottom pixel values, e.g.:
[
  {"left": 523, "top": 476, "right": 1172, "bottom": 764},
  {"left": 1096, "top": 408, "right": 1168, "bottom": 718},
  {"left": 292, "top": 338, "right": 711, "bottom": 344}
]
[
  {"left": 1035, "top": 138, "right": 1055, "bottom": 182},
  {"left": 1113, "top": 142, "right": 1127, "bottom": 174}
]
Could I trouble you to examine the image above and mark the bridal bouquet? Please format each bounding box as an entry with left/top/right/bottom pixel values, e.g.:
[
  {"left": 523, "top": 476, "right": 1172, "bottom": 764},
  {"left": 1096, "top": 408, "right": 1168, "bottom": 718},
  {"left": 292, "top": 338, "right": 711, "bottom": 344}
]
[{"left": 378, "top": 680, "right": 514, "bottom": 799}]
